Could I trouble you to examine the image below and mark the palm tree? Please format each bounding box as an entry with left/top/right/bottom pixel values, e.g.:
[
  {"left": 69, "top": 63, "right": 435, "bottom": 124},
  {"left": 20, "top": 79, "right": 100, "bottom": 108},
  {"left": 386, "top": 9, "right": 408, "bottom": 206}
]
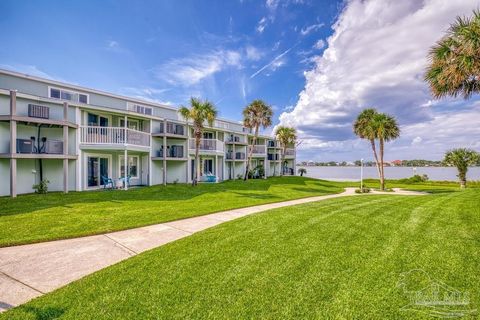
[
  {"left": 443, "top": 148, "right": 479, "bottom": 188},
  {"left": 179, "top": 98, "right": 217, "bottom": 186},
  {"left": 243, "top": 100, "right": 273, "bottom": 180},
  {"left": 425, "top": 10, "right": 480, "bottom": 99},
  {"left": 372, "top": 112, "right": 400, "bottom": 190},
  {"left": 275, "top": 126, "right": 297, "bottom": 176},
  {"left": 298, "top": 168, "right": 307, "bottom": 177},
  {"left": 353, "top": 108, "right": 382, "bottom": 179},
  {"left": 353, "top": 109, "right": 400, "bottom": 190}
]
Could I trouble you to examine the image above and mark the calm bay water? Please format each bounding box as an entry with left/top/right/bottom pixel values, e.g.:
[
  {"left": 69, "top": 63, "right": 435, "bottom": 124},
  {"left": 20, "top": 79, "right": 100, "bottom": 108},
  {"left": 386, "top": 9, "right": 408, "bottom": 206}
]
[{"left": 298, "top": 166, "right": 480, "bottom": 181}]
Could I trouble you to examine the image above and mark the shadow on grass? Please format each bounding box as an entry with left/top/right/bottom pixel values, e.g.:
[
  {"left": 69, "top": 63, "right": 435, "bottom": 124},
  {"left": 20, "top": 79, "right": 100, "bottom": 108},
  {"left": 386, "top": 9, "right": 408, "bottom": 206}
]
[{"left": 20, "top": 306, "right": 65, "bottom": 320}]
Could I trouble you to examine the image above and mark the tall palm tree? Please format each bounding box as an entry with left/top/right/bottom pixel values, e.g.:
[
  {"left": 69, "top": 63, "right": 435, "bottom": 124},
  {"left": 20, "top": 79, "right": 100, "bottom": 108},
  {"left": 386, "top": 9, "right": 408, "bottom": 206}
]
[
  {"left": 353, "top": 108, "right": 382, "bottom": 179},
  {"left": 425, "top": 10, "right": 480, "bottom": 99},
  {"left": 243, "top": 100, "right": 273, "bottom": 180},
  {"left": 443, "top": 148, "right": 479, "bottom": 188},
  {"left": 179, "top": 98, "right": 217, "bottom": 186},
  {"left": 372, "top": 112, "right": 400, "bottom": 190},
  {"left": 275, "top": 126, "right": 297, "bottom": 176},
  {"left": 353, "top": 109, "right": 400, "bottom": 190}
]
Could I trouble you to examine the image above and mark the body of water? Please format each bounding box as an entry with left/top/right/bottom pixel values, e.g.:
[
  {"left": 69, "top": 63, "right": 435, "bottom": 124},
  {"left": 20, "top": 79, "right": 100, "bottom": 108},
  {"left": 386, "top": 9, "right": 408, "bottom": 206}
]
[{"left": 298, "top": 166, "right": 480, "bottom": 181}]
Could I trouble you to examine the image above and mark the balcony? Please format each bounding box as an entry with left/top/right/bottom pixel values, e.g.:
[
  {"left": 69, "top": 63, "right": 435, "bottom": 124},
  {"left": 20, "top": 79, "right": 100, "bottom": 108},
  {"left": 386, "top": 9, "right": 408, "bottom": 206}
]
[
  {"left": 225, "top": 135, "right": 247, "bottom": 145},
  {"left": 268, "top": 153, "right": 280, "bottom": 161},
  {"left": 80, "top": 126, "right": 150, "bottom": 147},
  {"left": 154, "top": 145, "right": 186, "bottom": 160},
  {"left": 248, "top": 145, "right": 266, "bottom": 156},
  {"left": 161, "top": 122, "right": 186, "bottom": 136},
  {"left": 267, "top": 141, "right": 280, "bottom": 148},
  {"left": 285, "top": 148, "right": 295, "bottom": 157},
  {"left": 189, "top": 138, "right": 224, "bottom": 153},
  {"left": 226, "top": 151, "right": 246, "bottom": 160}
]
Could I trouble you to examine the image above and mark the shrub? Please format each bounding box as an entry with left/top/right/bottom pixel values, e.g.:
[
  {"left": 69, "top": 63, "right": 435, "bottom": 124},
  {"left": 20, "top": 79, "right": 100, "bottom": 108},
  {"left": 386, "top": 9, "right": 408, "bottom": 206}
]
[
  {"left": 33, "top": 179, "right": 50, "bottom": 194},
  {"left": 398, "top": 174, "right": 429, "bottom": 184},
  {"left": 355, "top": 187, "right": 370, "bottom": 194}
]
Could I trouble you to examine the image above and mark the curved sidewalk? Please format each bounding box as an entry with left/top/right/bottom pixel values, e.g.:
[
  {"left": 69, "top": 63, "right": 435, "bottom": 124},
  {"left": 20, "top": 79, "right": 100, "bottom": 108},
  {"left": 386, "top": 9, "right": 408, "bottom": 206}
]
[{"left": 0, "top": 187, "right": 425, "bottom": 311}]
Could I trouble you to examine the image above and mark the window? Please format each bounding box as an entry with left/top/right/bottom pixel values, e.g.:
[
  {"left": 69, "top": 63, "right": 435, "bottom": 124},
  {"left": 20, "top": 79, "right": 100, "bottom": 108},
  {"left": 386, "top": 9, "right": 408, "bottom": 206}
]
[
  {"left": 50, "top": 88, "right": 60, "bottom": 99},
  {"left": 129, "top": 104, "right": 153, "bottom": 115},
  {"left": 119, "top": 155, "right": 139, "bottom": 179},
  {"left": 79, "top": 94, "right": 88, "bottom": 104},
  {"left": 49, "top": 87, "right": 89, "bottom": 104},
  {"left": 120, "top": 119, "right": 140, "bottom": 130},
  {"left": 88, "top": 113, "right": 109, "bottom": 127}
]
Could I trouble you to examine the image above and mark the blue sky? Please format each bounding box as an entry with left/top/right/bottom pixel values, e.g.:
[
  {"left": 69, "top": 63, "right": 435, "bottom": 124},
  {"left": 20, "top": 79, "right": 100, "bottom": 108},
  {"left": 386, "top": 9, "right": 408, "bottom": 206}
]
[
  {"left": 0, "top": 0, "right": 340, "bottom": 123},
  {"left": 1, "top": 0, "right": 479, "bottom": 162}
]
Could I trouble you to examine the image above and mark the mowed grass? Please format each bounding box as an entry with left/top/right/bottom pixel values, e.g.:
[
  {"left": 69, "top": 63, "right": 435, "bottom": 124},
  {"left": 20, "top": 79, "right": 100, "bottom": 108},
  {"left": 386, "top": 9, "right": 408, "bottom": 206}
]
[
  {"left": 0, "top": 177, "right": 344, "bottom": 247},
  {"left": 3, "top": 189, "right": 479, "bottom": 319}
]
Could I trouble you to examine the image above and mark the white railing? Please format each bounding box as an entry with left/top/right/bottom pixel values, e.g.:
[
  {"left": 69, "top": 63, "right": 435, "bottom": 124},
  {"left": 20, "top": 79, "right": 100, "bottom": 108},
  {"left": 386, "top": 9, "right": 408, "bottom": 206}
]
[
  {"left": 80, "top": 126, "right": 150, "bottom": 147},
  {"left": 226, "top": 135, "right": 247, "bottom": 144},
  {"left": 248, "top": 145, "right": 266, "bottom": 154},
  {"left": 285, "top": 148, "right": 295, "bottom": 156},
  {"left": 189, "top": 138, "right": 224, "bottom": 152}
]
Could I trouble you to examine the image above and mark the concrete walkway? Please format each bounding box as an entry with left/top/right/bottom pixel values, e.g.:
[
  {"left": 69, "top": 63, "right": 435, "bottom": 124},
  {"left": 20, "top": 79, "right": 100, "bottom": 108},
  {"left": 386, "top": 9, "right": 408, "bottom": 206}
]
[{"left": 0, "top": 187, "right": 425, "bottom": 312}]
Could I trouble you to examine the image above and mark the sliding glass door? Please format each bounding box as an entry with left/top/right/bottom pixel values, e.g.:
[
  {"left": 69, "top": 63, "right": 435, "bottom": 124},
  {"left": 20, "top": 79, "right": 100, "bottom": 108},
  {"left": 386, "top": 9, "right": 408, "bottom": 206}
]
[{"left": 87, "top": 155, "right": 110, "bottom": 187}]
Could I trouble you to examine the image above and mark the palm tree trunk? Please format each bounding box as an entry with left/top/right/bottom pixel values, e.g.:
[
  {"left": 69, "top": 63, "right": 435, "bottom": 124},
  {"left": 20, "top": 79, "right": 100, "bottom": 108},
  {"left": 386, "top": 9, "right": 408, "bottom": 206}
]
[
  {"left": 459, "top": 169, "right": 467, "bottom": 188},
  {"left": 379, "top": 138, "right": 385, "bottom": 191},
  {"left": 244, "top": 126, "right": 258, "bottom": 181},
  {"left": 370, "top": 139, "right": 382, "bottom": 184}
]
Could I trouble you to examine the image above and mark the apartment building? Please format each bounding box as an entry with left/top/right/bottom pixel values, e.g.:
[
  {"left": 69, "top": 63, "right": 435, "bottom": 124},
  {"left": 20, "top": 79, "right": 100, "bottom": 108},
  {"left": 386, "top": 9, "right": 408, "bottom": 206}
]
[{"left": 0, "top": 69, "right": 296, "bottom": 197}]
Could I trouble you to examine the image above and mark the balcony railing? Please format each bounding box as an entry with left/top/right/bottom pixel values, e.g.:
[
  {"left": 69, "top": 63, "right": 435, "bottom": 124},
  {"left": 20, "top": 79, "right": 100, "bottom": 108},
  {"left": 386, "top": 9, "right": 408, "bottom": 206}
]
[
  {"left": 285, "top": 148, "right": 295, "bottom": 156},
  {"left": 80, "top": 126, "right": 150, "bottom": 147},
  {"left": 267, "top": 141, "right": 279, "bottom": 148},
  {"left": 226, "top": 135, "right": 246, "bottom": 144},
  {"left": 226, "top": 151, "right": 246, "bottom": 160},
  {"left": 189, "top": 138, "right": 224, "bottom": 152},
  {"left": 159, "top": 122, "right": 186, "bottom": 136},
  {"left": 157, "top": 145, "right": 184, "bottom": 158},
  {"left": 248, "top": 145, "right": 266, "bottom": 155}
]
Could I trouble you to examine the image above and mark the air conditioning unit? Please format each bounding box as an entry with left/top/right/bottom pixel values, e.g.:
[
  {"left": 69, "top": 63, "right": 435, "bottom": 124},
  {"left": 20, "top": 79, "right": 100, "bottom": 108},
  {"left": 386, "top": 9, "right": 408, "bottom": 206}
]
[
  {"left": 28, "top": 104, "right": 50, "bottom": 119},
  {"left": 45, "top": 140, "right": 64, "bottom": 154},
  {"left": 16, "top": 139, "right": 34, "bottom": 153}
]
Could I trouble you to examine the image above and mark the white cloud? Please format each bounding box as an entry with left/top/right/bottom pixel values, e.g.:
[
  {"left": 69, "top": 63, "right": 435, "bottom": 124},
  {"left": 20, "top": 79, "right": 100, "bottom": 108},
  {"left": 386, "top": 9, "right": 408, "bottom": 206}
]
[
  {"left": 279, "top": 0, "right": 480, "bottom": 160},
  {"left": 411, "top": 136, "right": 422, "bottom": 145},
  {"left": 153, "top": 50, "right": 242, "bottom": 86},
  {"left": 300, "top": 23, "right": 324, "bottom": 35},
  {"left": 313, "top": 39, "right": 325, "bottom": 50},
  {"left": 245, "top": 46, "right": 264, "bottom": 61},
  {"left": 257, "top": 17, "right": 268, "bottom": 33}
]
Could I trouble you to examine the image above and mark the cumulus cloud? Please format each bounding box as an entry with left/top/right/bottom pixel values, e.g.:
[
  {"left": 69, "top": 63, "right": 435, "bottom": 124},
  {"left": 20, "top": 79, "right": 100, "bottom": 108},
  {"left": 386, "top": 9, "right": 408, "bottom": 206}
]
[
  {"left": 279, "top": 0, "right": 480, "bottom": 161},
  {"left": 153, "top": 50, "right": 242, "bottom": 86}
]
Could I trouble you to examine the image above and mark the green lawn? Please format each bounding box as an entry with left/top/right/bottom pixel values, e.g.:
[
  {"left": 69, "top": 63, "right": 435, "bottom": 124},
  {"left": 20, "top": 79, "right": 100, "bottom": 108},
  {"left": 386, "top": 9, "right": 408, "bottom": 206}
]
[
  {"left": 0, "top": 177, "right": 344, "bottom": 247},
  {"left": 2, "top": 188, "right": 479, "bottom": 319}
]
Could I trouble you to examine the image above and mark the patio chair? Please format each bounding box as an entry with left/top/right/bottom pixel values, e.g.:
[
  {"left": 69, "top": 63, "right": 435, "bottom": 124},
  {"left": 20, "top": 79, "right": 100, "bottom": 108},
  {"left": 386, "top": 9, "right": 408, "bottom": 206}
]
[{"left": 101, "top": 176, "right": 114, "bottom": 189}]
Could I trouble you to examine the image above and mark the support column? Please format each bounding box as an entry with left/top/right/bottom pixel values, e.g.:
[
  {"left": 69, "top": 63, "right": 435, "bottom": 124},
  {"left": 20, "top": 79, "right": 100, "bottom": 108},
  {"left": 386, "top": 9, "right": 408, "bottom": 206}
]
[
  {"left": 124, "top": 148, "right": 128, "bottom": 190},
  {"left": 63, "top": 102, "right": 69, "bottom": 193},
  {"left": 264, "top": 140, "right": 268, "bottom": 179},
  {"left": 186, "top": 124, "right": 190, "bottom": 183},
  {"left": 163, "top": 119, "right": 167, "bottom": 185},
  {"left": 10, "top": 90, "right": 17, "bottom": 197},
  {"left": 75, "top": 107, "right": 82, "bottom": 191},
  {"left": 148, "top": 119, "right": 153, "bottom": 186}
]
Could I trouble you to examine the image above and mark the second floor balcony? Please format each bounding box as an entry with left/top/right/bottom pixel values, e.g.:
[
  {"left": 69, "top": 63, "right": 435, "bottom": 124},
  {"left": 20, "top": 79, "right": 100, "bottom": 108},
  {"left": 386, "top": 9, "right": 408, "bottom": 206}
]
[
  {"left": 80, "top": 126, "right": 150, "bottom": 148},
  {"left": 159, "top": 122, "right": 186, "bottom": 137},
  {"left": 248, "top": 145, "right": 266, "bottom": 155},
  {"left": 189, "top": 138, "right": 224, "bottom": 153},
  {"left": 226, "top": 151, "right": 246, "bottom": 160},
  {"left": 285, "top": 148, "right": 295, "bottom": 157}
]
